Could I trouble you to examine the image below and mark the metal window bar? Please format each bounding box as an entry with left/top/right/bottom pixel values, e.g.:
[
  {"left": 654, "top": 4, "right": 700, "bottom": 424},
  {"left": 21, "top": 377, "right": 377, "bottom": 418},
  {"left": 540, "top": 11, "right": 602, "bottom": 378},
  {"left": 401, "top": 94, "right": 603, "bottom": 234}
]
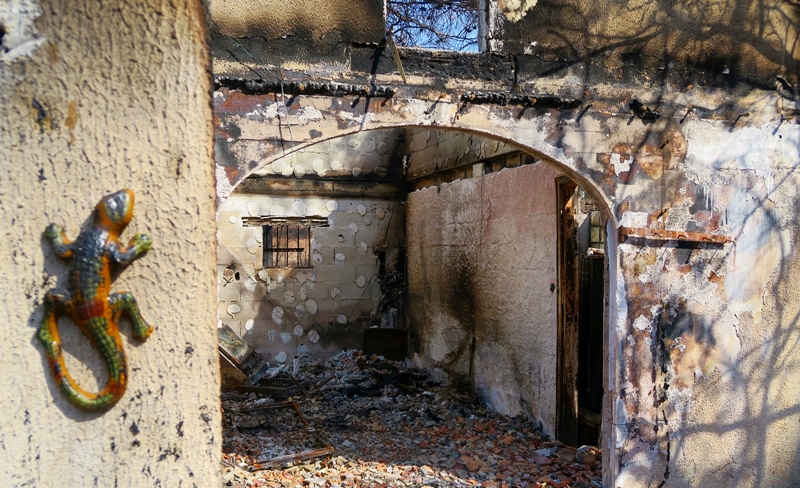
[{"left": 263, "top": 224, "right": 311, "bottom": 268}]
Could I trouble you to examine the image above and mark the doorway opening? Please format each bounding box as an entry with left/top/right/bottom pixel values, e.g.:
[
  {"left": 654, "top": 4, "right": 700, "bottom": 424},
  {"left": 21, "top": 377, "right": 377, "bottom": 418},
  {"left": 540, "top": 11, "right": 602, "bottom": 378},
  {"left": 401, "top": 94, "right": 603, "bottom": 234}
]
[
  {"left": 556, "top": 178, "right": 607, "bottom": 447},
  {"left": 216, "top": 127, "right": 610, "bottom": 486}
]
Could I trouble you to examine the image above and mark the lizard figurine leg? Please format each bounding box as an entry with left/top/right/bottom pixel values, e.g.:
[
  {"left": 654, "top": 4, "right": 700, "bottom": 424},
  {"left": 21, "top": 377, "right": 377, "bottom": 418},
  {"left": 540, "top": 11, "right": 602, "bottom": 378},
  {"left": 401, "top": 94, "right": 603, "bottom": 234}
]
[{"left": 110, "top": 292, "right": 154, "bottom": 340}]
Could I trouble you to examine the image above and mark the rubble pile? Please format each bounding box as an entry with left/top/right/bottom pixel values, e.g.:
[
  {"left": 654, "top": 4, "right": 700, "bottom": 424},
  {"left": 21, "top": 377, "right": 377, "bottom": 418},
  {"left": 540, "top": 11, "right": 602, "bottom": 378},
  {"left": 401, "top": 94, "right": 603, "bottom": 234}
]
[{"left": 222, "top": 350, "right": 602, "bottom": 487}]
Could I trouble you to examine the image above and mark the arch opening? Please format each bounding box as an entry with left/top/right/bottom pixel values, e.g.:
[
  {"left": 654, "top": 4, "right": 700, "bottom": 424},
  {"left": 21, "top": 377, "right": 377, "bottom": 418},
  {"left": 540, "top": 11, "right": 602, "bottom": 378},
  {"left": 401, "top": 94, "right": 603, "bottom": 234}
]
[{"left": 217, "top": 125, "right": 617, "bottom": 484}]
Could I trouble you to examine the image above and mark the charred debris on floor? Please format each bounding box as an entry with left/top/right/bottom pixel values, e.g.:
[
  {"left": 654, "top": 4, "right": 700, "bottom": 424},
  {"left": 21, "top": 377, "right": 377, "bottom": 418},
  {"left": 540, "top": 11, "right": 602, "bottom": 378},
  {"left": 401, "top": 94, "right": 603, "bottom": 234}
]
[{"left": 221, "top": 350, "right": 603, "bottom": 487}]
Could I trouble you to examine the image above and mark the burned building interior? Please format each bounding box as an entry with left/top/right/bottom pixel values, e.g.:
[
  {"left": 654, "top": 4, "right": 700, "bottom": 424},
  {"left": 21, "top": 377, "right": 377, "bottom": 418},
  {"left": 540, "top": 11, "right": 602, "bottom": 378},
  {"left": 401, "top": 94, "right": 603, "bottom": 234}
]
[
  {"left": 213, "top": 3, "right": 616, "bottom": 485},
  {"left": 209, "top": 0, "right": 800, "bottom": 486},
  {"left": 217, "top": 126, "right": 609, "bottom": 485},
  {"left": 3, "top": 0, "right": 798, "bottom": 486}
]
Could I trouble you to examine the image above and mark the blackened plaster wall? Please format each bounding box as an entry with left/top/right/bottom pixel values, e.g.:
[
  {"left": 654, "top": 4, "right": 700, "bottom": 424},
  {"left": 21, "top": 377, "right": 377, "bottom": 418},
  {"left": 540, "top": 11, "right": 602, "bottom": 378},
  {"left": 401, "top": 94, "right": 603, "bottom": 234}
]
[{"left": 210, "top": 1, "right": 800, "bottom": 487}]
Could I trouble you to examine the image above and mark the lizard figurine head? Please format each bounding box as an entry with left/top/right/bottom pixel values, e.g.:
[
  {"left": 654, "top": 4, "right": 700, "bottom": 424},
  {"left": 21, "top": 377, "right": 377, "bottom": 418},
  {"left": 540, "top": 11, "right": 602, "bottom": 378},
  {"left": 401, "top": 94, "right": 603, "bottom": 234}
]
[{"left": 96, "top": 189, "right": 135, "bottom": 231}]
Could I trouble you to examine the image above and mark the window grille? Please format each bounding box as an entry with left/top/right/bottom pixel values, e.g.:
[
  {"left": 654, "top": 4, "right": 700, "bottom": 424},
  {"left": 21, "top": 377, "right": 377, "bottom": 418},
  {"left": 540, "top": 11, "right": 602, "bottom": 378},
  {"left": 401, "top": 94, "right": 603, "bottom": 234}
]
[
  {"left": 242, "top": 216, "right": 327, "bottom": 269},
  {"left": 263, "top": 223, "right": 311, "bottom": 268}
]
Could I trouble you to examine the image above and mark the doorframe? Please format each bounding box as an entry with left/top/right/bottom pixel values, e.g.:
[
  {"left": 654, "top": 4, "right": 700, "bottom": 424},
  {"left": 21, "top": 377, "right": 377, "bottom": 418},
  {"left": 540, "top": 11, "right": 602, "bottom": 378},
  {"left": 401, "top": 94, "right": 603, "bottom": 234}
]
[{"left": 555, "top": 176, "right": 579, "bottom": 445}]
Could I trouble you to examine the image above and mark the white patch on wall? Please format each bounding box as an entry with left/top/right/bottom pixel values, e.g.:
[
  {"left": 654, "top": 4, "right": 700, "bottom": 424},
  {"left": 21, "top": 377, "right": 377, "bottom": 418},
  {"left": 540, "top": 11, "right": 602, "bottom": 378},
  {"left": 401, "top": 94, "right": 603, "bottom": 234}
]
[
  {"left": 294, "top": 165, "right": 306, "bottom": 178},
  {"left": 358, "top": 241, "right": 368, "bottom": 255},
  {"left": 375, "top": 207, "right": 385, "bottom": 220},
  {"left": 293, "top": 325, "right": 304, "bottom": 337},
  {"left": 244, "top": 277, "right": 257, "bottom": 292},
  {"left": 272, "top": 159, "right": 288, "bottom": 174},
  {"left": 306, "top": 300, "right": 318, "bottom": 315},
  {"left": 280, "top": 332, "right": 292, "bottom": 344},
  {"left": 246, "top": 103, "right": 280, "bottom": 119},
  {"left": 299, "top": 287, "right": 308, "bottom": 300},
  {"left": 217, "top": 165, "right": 236, "bottom": 201},
  {"left": 348, "top": 223, "right": 359, "bottom": 235},
  {"left": 307, "top": 330, "right": 320, "bottom": 344},
  {"left": 356, "top": 275, "right": 367, "bottom": 288},
  {"left": 326, "top": 200, "right": 338, "bottom": 212},
  {"left": 245, "top": 238, "right": 259, "bottom": 254},
  {"left": 275, "top": 351, "right": 287, "bottom": 363},
  {"left": 244, "top": 319, "right": 254, "bottom": 331},
  {"left": 377, "top": 141, "right": 388, "bottom": 155},
  {"left": 292, "top": 200, "right": 307, "bottom": 215},
  {"left": 247, "top": 202, "right": 260, "bottom": 216},
  {"left": 0, "top": 2, "right": 46, "bottom": 62},
  {"left": 610, "top": 153, "right": 633, "bottom": 175},
  {"left": 312, "top": 158, "right": 328, "bottom": 176},
  {"left": 258, "top": 269, "right": 269, "bottom": 281},
  {"left": 312, "top": 253, "right": 323, "bottom": 264},
  {"left": 272, "top": 306, "right": 284, "bottom": 325},
  {"left": 297, "top": 105, "right": 323, "bottom": 123},
  {"left": 228, "top": 216, "right": 238, "bottom": 224},
  {"left": 633, "top": 315, "right": 651, "bottom": 331},
  {"left": 226, "top": 303, "right": 241, "bottom": 316},
  {"left": 356, "top": 204, "right": 367, "bottom": 216},
  {"left": 330, "top": 160, "right": 344, "bottom": 171},
  {"left": 337, "top": 314, "right": 347, "bottom": 324},
  {"left": 330, "top": 288, "right": 341, "bottom": 299},
  {"left": 295, "top": 304, "right": 306, "bottom": 318},
  {"left": 619, "top": 212, "right": 649, "bottom": 228},
  {"left": 284, "top": 291, "right": 296, "bottom": 303},
  {"left": 268, "top": 330, "right": 276, "bottom": 342},
  {"left": 295, "top": 271, "right": 307, "bottom": 283},
  {"left": 269, "top": 204, "right": 285, "bottom": 215},
  {"left": 352, "top": 167, "right": 362, "bottom": 177}
]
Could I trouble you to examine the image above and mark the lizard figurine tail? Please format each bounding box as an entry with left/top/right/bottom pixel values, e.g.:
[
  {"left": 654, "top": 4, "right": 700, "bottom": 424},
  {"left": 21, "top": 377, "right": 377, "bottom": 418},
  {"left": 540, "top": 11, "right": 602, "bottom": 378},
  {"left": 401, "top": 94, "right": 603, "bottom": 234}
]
[{"left": 38, "top": 189, "right": 154, "bottom": 411}]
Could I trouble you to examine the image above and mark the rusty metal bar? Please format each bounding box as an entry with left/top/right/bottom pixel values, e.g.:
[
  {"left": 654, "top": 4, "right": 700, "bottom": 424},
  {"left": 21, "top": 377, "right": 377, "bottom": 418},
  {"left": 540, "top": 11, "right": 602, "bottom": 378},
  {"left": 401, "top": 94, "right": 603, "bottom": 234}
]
[
  {"left": 618, "top": 226, "right": 733, "bottom": 244},
  {"left": 252, "top": 446, "right": 335, "bottom": 469}
]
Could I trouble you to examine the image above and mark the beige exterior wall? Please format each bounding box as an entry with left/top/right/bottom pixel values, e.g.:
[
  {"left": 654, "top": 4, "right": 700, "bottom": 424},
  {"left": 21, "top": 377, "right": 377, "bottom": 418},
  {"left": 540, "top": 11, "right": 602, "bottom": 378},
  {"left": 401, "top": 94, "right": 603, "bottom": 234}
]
[
  {"left": 0, "top": 1, "right": 220, "bottom": 486},
  {"left": 407, "top": 162, "right": 561, "bottom": 433}
]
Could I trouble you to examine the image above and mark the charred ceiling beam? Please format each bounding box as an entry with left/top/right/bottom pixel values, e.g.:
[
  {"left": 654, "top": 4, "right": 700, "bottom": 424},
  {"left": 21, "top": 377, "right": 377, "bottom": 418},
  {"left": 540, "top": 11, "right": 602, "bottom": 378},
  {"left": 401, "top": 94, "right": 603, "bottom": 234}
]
[
  {"left": 215, "top": 76, "right": 583, "bottom": 110},
  {"left": 214, "top": 78, "right": 398, "bottom": 98},
  {"left": 460, "top": 91, "right": 582, "bottom": 110},
  {"left": 235, "top": 176, "right": 402, "bottom": 198}
]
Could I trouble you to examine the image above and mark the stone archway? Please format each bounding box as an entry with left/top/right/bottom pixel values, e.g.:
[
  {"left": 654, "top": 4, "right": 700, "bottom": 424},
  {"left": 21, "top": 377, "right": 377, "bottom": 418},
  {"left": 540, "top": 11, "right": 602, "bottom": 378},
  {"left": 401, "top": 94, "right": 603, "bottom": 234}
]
[{"left": 214, "top": 91, "right": 622, "bottom": 482}]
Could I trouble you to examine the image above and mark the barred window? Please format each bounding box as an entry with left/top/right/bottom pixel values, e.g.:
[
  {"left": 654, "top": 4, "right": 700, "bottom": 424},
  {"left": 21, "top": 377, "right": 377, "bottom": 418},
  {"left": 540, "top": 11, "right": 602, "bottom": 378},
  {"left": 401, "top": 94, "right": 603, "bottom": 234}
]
[
  {"left": 263, "top": 223, "right": 311, "bottom": 268},
  {"left": 243, "top": 217, "right": 327, "bottom": 269}
]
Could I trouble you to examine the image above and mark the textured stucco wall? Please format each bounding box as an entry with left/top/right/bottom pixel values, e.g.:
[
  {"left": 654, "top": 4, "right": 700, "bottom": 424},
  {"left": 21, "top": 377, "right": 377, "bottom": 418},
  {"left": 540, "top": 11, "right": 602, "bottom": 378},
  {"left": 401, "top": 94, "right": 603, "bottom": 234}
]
[
  {"left": 407, "top": 162, "right": 560, "bottom": 433},
  {"left": 0, "top": 1, "right": 220, "bottom": 486},
  {"left": 497, "top": 0, "right": 799, "bottom": 83},
  {"left": 210, "top": 0, "right": 384, "bottom": 75}
]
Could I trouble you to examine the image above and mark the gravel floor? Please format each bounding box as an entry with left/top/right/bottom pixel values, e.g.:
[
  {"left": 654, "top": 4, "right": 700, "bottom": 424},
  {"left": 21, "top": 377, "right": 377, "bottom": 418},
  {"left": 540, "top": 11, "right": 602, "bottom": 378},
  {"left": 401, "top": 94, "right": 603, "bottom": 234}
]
[{"left": 222, "top": 351, "right": 603, "bottom": 488}]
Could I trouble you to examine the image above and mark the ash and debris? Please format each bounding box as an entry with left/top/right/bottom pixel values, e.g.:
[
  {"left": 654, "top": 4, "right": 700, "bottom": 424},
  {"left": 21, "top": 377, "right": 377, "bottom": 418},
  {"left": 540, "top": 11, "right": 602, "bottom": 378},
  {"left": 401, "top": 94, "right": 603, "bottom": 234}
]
[{"left": 222, "top": 350, "right": 602, "bottom": 487}]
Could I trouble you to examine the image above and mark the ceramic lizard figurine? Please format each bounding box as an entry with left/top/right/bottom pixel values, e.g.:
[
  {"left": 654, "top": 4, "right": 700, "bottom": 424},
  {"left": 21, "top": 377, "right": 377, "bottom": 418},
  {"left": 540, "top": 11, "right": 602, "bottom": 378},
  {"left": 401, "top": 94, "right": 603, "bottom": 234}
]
[{"left": 38, "top": 189, "right": 153, "bottom": 411}]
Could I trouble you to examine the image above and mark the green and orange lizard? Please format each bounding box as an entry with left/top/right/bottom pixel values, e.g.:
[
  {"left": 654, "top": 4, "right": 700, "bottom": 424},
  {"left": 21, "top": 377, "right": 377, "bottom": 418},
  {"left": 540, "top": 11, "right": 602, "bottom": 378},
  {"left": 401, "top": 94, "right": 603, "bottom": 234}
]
[{"left": 38, "top": 189, "right": 154, "bottom": 411}]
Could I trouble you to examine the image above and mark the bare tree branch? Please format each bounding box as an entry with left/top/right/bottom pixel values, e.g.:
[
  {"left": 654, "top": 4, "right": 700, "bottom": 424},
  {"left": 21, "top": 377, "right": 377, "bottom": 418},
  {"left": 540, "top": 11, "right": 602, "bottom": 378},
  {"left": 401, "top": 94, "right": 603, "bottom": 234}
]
[{"left": 387, "top": 0, "right": 479, "bottom": 51}]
